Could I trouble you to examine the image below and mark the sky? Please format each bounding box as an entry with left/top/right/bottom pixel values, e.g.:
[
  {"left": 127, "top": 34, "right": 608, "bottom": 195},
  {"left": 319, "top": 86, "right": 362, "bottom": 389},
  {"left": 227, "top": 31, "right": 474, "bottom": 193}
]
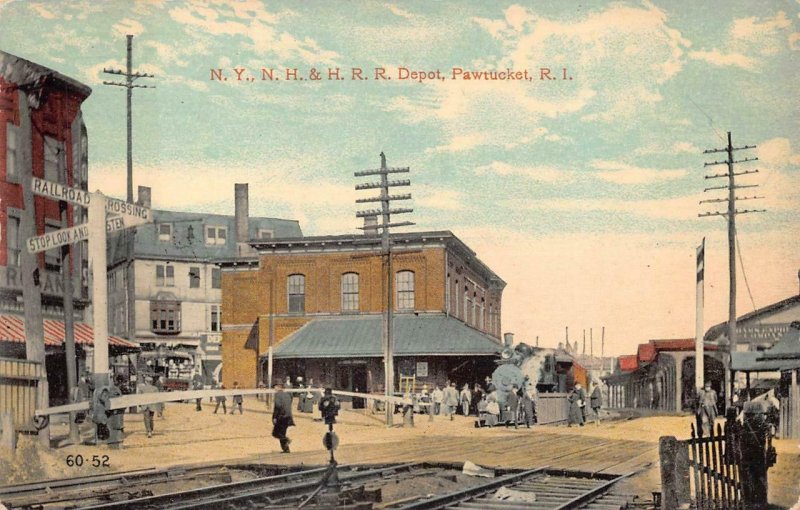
[{"left": 1, "top": 0, "right": 798, "bottom": 355}]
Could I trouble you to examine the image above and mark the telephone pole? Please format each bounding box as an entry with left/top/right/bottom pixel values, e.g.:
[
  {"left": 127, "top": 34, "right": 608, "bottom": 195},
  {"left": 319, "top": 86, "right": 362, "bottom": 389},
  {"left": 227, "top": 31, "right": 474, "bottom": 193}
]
[
  {"left": 700, "top": 132, "right": 763, "bottom": 406},
  {"left": 355, "top": 152, "right": 413, "bottom": 427},
  {"left": 102, "top": 35, "right": 154, "bottom": 343}
]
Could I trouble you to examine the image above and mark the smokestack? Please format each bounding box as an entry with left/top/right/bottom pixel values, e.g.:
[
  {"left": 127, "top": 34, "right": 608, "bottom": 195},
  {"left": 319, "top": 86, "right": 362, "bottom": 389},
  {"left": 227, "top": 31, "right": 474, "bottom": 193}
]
[
  {"left": 363, "top": 215, "right": 379, "bottom": 237},
  {"left": 234, "top": 183, "right": 256, "bottom": 257},
  {"left": 235, "top": 183, "right": 249, "bottom": 243},
  {"left": 137, "top": 186, "right": 151, "bottom": 208},
  {"left": 503, "top": 332, "right": 514, "bottom": 348}
]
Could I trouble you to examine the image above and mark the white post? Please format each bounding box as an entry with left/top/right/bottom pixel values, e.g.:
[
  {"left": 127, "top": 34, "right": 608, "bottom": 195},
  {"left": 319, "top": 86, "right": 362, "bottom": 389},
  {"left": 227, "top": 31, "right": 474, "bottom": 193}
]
[
  {"left": 89, "top": 192, "right": 110, "bottom": 386},
  {"left": 695, "top": 238, "right": 705, "bottom": 392}
]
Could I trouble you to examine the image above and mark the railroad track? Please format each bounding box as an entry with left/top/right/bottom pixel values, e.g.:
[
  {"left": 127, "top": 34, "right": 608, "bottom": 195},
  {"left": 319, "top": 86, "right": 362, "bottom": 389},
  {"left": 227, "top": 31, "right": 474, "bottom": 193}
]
[
  {"left": 1, "top": 463, "right": 638, "bottom": 510},
  {"left": 393, "top": 468, "right": 636, "bottom": 510}
]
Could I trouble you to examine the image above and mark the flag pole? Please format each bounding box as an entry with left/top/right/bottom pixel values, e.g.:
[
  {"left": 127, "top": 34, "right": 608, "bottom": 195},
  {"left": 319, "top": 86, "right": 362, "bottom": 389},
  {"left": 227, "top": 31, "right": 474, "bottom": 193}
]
[{"left": 695, "top": 238, "right": 705, "bottom": 392}]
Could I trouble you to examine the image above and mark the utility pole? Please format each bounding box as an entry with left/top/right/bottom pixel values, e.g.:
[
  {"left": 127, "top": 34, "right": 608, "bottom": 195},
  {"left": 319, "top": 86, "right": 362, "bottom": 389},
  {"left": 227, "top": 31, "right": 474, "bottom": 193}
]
[
  {"left": 700, "top": 132, "right": 763, "bottom": 407},
  {"left": 355, "top": 152, "right": 413, "bottom": 427},
  {"left": 103, "top": 34, "right": 154, "bottom": 343}
]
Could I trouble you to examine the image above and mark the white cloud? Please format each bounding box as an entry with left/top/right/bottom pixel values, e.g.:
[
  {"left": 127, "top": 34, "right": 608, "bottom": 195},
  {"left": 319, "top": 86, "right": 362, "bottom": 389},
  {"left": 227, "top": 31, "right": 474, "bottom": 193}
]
[
  {"left": 113, "top": 18, "right": 145, "bottom": 37},
  {"left": 673, "top": 141, "right": 701, "bottom": 153},
  {"left": 504, "top": 193, "right": 704, "bottom": 221},
  {"left": 386, "top": 4, "right": 413, "bottom": 19},
  {"left": 475, "top": 161, "right": 569, "bottom": 183},
  {"left": 168, "top": 1, "right": 338, "bottom": 65},
  {"left": 590, "top": 160, "right": 687, "bottom": 184},
  {"left": 688, "top": 49, "right": 756, "bottom": 70},
  {"left": 425, "top": 133, "right": 486, "bottom": 154},
  {"left": 29, "top": 3, "right": 56, "bottom": 19}
]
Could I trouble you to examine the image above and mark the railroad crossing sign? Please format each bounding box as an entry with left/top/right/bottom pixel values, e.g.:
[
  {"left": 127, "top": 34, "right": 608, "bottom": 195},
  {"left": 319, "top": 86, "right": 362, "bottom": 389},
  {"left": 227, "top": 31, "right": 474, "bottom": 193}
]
[{"left": 28, "top": 179, "right": 152, "bottom": 251}]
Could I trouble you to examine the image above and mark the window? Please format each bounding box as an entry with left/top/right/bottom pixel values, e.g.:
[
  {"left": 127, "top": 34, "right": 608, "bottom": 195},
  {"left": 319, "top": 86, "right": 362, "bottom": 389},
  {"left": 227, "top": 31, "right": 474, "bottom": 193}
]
[
  {"left": 6, "top": 123, "right": 17, "bottom": 180},
  {"left": 206, "top": 226, "right": 227, "bottom": 245},
  {"left": 210, "top": 305, "right": 221, "bottom": 332},
  {"left": 479, "top": 299, "right": 485, "bottom": 330},
  {"left": 341, "top": 272, "right": 359, "bottom": 312},
  {"left": 287, "top": 274, "right": 305, "bottom": 313},
  {"left": 150, "top": 300, "right": 181, "bottom": 334},
  {"left": 158, "top": 223, "right": 172, "bottom": 242},
  {"left": 189, "top": 266, "right": 200, "bottom": 288},
  {"left": 211, "top": 267, "right": 221, "bottom": 289},
  {"left": 44, "top": 223, "right": 62, "bottom": 272},
  {"left": 396, "top": 270, "right": 415, "bottom": 311},
  {"left": 156, "top": 264, "right": 174, "bottom": 287},
  {"left": 257, "top": 229, "right": 273, "bottom": 239},
  {"left": 466, "top": 294, "right": 473, "bottom": 326},
  {"left": 7, "top": 215, "right": 20, "bottom": 267},
  {"left": 44, "top": 137, "right": 64, "bottom": 183}
]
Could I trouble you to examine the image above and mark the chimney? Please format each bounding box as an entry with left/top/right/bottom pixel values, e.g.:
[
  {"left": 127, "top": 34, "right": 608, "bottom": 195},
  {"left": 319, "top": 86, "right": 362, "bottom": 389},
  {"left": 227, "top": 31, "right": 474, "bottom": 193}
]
[
  {"left": 234, "top": 183, "right": 255, "bottom": 257},
  {"left": 363, "top": 215, "right": 379, "bottom": 237},
  {"left": 503, "top": 332, "right": 514, "bottom": 348},
  {"left": 137, "top": 186, "right": 151, "bottom": 208}
]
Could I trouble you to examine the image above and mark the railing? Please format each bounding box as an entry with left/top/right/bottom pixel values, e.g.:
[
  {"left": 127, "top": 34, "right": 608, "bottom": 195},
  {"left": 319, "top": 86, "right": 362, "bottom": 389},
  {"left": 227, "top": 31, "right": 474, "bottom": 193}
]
[{"left": 0, "top": 357, "right": 47, "bottom": 433}]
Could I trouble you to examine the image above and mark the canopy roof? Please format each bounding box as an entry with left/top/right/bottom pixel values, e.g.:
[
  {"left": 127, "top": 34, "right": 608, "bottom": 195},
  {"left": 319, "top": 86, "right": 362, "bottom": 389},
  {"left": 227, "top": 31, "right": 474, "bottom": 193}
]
[
  {"left": 271, "top": 314, "right": 502, "bottom": 359},
  {"left": 0, "top": 315, "right": 136, "bottom": 348}
]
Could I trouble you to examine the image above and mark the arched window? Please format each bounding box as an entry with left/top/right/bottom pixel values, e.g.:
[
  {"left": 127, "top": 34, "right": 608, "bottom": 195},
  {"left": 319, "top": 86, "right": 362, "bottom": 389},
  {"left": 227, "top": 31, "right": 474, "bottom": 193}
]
[
  {"left": 287, "top": 274, "right": 305, "bottom": 313},
  {"left": 341, "top": 272, "right": 359, "bottom": 312},
  {"left": 396, "top": 270, "right": 415, "bottom": 311}
]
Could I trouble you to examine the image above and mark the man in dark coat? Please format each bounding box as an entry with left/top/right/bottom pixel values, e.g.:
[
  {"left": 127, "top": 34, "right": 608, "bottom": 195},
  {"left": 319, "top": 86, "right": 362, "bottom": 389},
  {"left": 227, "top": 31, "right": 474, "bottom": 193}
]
[
  {"left": 567, "top": 383, "right": 585, "bottom": 427},
  {"left": 505, "top": 385, "right": 520, "bottom": 429},
  {"left": 590, "top": 382, "right": 603, "bottom": 425},
  {"left": 272, "top": 382, "right": 294, "bottom": 453}
]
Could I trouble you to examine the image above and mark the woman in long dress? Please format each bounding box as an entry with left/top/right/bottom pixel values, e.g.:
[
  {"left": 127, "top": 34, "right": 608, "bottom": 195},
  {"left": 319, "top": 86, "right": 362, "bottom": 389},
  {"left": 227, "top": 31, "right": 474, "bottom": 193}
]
[{"left": 567, "top": 385, "right": 585, "bottom": 427}]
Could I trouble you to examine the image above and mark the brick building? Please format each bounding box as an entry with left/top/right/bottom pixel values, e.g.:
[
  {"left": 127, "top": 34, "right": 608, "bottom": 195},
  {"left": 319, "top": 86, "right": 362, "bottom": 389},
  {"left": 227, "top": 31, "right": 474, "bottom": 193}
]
[
  {"left": 220, "top": 230, "right": 506, "bottom": 392},
  {"left": 106, "top": 184, "right": 301, "bottom": 385},
  {"left": 0, "top": 51, "right": 136, "bottom": 403}
]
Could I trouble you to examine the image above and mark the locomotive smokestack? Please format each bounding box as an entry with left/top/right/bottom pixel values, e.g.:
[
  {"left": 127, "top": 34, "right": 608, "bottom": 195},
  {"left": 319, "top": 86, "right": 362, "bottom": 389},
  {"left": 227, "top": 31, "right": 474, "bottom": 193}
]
[{"left": 504, "top": 332, "right": 514, "bottom": 348}]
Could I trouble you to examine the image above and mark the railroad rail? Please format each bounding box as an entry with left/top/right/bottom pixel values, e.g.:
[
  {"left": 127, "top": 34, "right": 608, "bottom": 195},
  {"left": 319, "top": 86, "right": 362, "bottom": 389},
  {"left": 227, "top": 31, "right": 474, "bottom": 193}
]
[
  {"left": 394, "top": 468, "right": 636, "bottom": 510},
  {"left": 1, "top": 463, "right": 638, "bottom": 510}
]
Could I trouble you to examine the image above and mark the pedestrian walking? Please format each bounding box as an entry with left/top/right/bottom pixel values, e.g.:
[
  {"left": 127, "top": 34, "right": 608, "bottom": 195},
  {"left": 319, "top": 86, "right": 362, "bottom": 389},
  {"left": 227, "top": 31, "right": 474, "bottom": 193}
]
[
  {"left": 231, "top": 381, "right": 244, "bottom": 415},
  {"left": 470, "top": 383, "right": 483, "bottom": 416},
  {"left": 419, "top": 385, "right": 430, "bottom": 415},
  {"left": 214, "top": 383, "right": 228, "bottom": 414},
  {"left": 444, "top": 382, "right": 459, "bottom": 420},
  {"left": 459, "top": 384, "right": 472, "bottom": 416},
  {"left": 696, "top": 381, "right": 718, "bottom": 436},
  {"left": 485, "top": 388, "right": 500, "bottom": 427},
  {"left": 193, "top": 379, "right": 203, "bottom": 411},
  {"left": 590, "top": 381, "right": 603, "bottom": 426},
  {"left": 520, "top": 388, "right": 535, "bottom": 428},
  {"left": 272, "top": 381, "right": 294, "bottom": 453},
  {"left": 432, "top": 385, "right": 444, "bottom": 415},
  {"left": 137, "top": 376, "right": 159, "bottom": 438},
  {"left": 154, "top": 376, "right": 165, "bottom": 418},
  {"left": 505, "top": 385, "right": 519, "bottom": 428},
  {"left": 567, "top": 384, "right": 585, "bottom": 427}
]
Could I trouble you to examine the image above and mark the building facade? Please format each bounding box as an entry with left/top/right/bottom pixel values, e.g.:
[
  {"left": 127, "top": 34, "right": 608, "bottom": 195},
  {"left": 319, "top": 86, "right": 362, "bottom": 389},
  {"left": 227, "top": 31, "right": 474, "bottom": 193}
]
[
  {"left": 0, "top": 51, "right": 107, "bottom": 403},
  {"left": 107, "top": 184, "right": 301, "bottom": 384},
  {"left": 221, "top": 230, "right": 506, "bottom": 392}
]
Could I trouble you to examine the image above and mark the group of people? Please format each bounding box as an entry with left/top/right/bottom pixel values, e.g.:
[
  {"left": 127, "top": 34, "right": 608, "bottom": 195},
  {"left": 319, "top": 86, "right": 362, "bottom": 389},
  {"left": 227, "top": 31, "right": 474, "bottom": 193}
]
[{"left": 567, "top": 381, "right": 603, "bottom": 427}]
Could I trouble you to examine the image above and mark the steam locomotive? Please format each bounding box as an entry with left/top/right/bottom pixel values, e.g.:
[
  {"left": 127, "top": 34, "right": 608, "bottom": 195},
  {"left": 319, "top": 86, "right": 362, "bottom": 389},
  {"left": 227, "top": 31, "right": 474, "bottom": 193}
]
[{"left": 490, "top": 343, "right": 587, "bottom": 404}]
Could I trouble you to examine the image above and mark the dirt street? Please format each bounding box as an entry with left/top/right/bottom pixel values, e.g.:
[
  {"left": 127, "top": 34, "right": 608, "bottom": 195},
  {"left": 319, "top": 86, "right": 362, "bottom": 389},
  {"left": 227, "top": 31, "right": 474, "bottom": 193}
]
[{"left": 2, "top": 398, "right": 798, "bottom": 509}]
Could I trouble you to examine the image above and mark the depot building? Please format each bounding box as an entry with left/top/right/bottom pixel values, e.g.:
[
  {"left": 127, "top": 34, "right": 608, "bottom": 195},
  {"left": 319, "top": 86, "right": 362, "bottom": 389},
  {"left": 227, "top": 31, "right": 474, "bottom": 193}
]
[{"left": 218, "top": 229, "right": 506, "bottom": 393}]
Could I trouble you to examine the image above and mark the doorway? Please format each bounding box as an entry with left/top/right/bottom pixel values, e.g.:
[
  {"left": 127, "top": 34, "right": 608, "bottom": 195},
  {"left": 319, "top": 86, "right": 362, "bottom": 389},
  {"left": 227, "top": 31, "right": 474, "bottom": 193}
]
[{"left": 336, "top": 361, "right": 368, "bottom": 408}]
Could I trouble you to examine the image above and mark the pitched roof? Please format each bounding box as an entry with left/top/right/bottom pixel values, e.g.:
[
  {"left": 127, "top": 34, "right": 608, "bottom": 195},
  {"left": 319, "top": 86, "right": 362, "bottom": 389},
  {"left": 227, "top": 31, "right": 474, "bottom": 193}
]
[
  {"left": 704, "top": 294, "right": 800, "bottom": 343},
  {"left": 272, "top": 314, "right": 502, "bottom": 359},
  {"left": 618, "top": 355, "right": 639, "bottom": 372},
  {"left": 758, "top": 322, "right": 800, "bottom": 361},
  {"left": 108, "top": 209, "right": 302, "bottom": 263},
  {"left": 0, "top": 315, "right": 136, "bottom": 348}
]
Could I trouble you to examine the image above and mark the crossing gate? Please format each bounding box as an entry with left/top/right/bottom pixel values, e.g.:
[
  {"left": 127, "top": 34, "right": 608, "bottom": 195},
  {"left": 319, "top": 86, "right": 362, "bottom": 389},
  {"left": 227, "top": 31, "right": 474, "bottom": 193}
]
[{"left": 687, "top": 422, "right": 743, "bottom": 510}]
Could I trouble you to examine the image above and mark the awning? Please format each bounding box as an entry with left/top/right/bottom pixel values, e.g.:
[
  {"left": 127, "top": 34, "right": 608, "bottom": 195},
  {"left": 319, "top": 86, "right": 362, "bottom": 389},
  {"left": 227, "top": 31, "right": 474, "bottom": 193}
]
[
  {"left": 0, "top": 314, "right": 137, "bottom": 348},
  {"left": 731, "top": 351, "right": 800, "bottom": 371},
  {"left": 271, "top": 314, "right": 503, "bottom": 359},
  {"left": 758, "top": 322, "right": 800, "bottom": 361}
]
